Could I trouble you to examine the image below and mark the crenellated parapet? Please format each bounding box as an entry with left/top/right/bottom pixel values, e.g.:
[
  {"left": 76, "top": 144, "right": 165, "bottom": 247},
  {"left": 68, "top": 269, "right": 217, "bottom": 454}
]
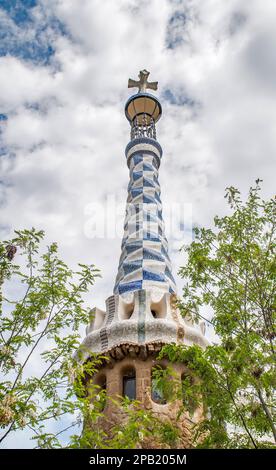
[{"left": 79, "top": 289, "right": 208, "bottom": 361}]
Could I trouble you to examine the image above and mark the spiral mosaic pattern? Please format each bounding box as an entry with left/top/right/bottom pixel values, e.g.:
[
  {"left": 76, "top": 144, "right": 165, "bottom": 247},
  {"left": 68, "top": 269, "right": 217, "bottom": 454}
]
[{"left": 114, "top": 138, "right": 176, "bottom": 296}]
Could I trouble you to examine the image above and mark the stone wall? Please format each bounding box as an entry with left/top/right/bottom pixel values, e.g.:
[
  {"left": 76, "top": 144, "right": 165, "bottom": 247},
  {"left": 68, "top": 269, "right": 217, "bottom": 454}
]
[{"left": 85, "top": 351, "right": 203, "bottom": 449}]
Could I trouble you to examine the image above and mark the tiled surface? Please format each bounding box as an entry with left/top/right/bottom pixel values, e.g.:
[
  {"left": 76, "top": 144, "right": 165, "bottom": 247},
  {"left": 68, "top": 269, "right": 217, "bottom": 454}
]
[
  {"left": 114, "top": 138, "right": 176, "bottom": 296},
  {"left": 80, "top": 290, "right": 208, "bottom": 357}
]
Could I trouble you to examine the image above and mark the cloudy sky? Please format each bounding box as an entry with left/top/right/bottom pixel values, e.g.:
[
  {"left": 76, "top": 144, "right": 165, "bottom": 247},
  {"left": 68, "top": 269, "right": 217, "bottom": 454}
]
[{"left": 0, "top": 0, "right": 275, "bottom": 447}]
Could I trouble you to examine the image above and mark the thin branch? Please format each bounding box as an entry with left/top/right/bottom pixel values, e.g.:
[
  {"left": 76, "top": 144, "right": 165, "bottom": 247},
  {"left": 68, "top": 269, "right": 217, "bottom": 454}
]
[{"left": 256, "top": 387, "right": 276, "bottom": 442}]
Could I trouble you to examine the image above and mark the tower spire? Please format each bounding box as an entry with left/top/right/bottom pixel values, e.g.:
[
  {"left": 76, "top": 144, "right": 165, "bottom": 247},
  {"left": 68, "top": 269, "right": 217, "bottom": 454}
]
[
  {"left": 114, "top": 70, "right": 176, "bottom": 296},
  {"left": 81, "top": 69, "right": 207, "bottom": 355},
  {"left": 79, "top": 71, "right": 208, "bottom": 448}
]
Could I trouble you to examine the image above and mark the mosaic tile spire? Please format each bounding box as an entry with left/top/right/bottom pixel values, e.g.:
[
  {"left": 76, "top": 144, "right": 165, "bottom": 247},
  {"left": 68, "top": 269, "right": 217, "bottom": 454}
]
[
  {"left": 114, "top": 70, "right": 176, "bottom": 296},
  {"left": 79, "top": 71, "right": 208, "bottom": 358}
]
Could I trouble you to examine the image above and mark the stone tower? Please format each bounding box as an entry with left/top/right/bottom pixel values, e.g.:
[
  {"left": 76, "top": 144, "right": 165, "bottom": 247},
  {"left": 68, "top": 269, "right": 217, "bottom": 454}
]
[{"left": 80, "top": 70, "right": 208, "bottom": 447}]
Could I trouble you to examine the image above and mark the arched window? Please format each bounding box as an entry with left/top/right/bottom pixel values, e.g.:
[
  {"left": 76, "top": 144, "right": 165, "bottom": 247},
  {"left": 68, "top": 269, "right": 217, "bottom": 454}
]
[
  {"left": 122, "top": 368, "right": 136, "bottom": 400},
  {"left": 151, "top": 366, "right": 167, "bottom": 404}
]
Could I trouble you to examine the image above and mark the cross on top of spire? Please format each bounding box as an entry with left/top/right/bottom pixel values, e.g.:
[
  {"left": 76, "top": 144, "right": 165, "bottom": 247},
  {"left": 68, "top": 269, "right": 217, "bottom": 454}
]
[{"left": 128, "top": 69, "right": 158, "bottom": 94}]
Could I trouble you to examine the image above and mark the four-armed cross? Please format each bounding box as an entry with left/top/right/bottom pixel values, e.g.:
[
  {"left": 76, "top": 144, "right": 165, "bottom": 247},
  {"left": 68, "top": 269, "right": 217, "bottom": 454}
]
[{"left": 128, "top": 69, "right": 158, "bottom": 93}]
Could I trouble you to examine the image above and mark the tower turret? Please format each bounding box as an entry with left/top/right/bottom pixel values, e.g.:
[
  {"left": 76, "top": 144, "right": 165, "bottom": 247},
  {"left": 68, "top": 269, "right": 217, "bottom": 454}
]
[{"left": 80, "top": 70, "right": 207, "bottom": 448}]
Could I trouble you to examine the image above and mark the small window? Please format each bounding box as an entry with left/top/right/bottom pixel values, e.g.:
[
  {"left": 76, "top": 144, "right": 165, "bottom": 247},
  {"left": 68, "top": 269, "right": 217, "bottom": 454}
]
[
  {"left": 151, "top": 366, "right": 167, "bottom": 404},
  {"left": 151, "top": 379, "right": 166, "bottom": 404},
  {"left": 123, "top": 368, "right": 136, "bottom": 400}
]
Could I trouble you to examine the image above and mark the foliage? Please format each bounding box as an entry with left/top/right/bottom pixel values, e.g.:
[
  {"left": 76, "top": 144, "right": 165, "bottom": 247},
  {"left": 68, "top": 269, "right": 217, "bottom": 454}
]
[
  {"left": 151, "top": 364, "right": 178, "bottom": 404},
  {"left": 161, "top": 181, "right": 275, "bottom": 448},
  {"left": 0, "top": 228, "right": 103, "bottom": 447}
]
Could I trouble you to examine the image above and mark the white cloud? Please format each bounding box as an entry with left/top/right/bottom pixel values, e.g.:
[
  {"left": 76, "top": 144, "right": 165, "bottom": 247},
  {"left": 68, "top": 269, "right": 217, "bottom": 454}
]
[
  {"left": 0, "top": 0, "right": 275, "bottom": 445},
  {"left": 0, "top": 0, "right": 275, "bottom": 297}
]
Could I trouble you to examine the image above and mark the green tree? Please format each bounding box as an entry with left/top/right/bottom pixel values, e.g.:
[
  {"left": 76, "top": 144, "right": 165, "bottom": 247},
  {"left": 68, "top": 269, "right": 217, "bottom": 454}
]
[
  {"left": 0, "top": 228, "right": 105, "bottom": 447},
  {"left": 161, "top": 181, "right": 275, "bottom": 448}
]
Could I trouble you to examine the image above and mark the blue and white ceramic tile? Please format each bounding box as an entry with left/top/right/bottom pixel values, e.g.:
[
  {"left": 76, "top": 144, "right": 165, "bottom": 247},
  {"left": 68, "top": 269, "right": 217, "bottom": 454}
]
[{"left": 114, "top": 138, "right": 177, "bottom": 296}]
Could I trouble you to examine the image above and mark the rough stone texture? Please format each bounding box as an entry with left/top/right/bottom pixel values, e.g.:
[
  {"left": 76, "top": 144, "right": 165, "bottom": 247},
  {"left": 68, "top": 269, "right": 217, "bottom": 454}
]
[{"left": 85, "top": 353, "right": 204, "bottom": 449}]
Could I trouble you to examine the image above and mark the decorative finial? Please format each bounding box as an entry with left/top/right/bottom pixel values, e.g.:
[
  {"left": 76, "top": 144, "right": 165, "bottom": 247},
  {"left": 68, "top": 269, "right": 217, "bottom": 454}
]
[{"left": 128, "top": 69, "right": 158, "bottom": 94}]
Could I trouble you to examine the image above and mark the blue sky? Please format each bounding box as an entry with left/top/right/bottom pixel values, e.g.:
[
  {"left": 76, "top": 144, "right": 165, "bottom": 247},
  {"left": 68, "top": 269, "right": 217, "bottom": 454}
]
[
  {"left": 0, "top": 0, "right": 276, "bottom": 448},
  {"left": 0, "top": 0, "right": 66, "bottom": 64}
]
